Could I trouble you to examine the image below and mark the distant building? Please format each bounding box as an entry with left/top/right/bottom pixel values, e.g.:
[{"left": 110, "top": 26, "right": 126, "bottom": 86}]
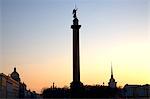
[
  {"left": 19, "top": 82, "right": 27, "bottom": 98},
  {"left": 0, "top": 67, "right": 39, "bottom": 98},
  {"left": 0, "top": 73, "right": 19, "bottom": 98},
  {"left": 123, "top": 84, "right": 150, "bottom": 98},
  {"left": 108, "top": 63, "right": 117, "bottom": 88}
]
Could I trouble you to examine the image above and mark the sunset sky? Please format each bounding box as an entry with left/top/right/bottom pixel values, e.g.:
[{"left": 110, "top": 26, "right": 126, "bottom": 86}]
[{"left": 0, "top": 0, "right": 150, "bottom": 93}]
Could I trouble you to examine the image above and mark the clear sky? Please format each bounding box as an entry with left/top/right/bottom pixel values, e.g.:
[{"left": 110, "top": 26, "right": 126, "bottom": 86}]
[{"left": 0, "top": 0, "right": 150, "bottom": 93}]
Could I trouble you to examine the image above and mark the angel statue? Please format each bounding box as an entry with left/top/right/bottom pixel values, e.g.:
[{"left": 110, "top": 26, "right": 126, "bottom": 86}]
[{"left": 72, "top": 8, "right": 77, "bottom": 18}]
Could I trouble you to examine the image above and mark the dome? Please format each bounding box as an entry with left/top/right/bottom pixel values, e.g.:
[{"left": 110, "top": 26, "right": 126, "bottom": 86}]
[{"left": 10, "top": 67, "right": 20, "bottom": 82}]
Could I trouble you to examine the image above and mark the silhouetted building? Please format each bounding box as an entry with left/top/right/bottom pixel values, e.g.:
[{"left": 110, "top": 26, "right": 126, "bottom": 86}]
[
  {"left": 42, "top": 86, "right": 70, "bottom": 98},
  {"left": 0, "top": 73, "right": 19, "bottom": 98},
  {"left": 122, "top": 84, "right": 150, "bottom": 98},
  {"left": 10, "top": 67, "right": 39, "bottom": 98},
  {"left": 19, "top": 82, "right": 27, "bottom": 98},
  {"left": 108, "top": 63, "right": 117, "bottom": 88},
  {"left": 10, "top": 67, "right": 26, "bottom": 98},
  {"left": 0, "top": 67, "right": 39, "bottom": 98}
]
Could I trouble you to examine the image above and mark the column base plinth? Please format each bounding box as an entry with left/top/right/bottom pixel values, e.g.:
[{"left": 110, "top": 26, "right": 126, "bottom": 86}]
[{"left": 70, "top": 81, "right": 84, "bottom": 97}]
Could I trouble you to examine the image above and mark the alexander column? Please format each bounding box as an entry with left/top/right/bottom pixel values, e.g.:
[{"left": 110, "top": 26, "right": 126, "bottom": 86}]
[{"left": 70, "top": 9, "right": 83, "bottom": 96}]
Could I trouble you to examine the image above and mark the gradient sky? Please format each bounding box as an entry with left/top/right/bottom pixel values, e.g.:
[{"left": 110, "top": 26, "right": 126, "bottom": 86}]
[{"left": 0, "top": 0, "right": 150, "bottom": 93}]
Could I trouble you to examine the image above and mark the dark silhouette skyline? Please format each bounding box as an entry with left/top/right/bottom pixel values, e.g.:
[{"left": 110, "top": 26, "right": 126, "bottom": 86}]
[
  {"left": 1, "top": 0, "right": 149, "bottom": 93},
  {"left": 42, "top": 8, "right": 150, "bottom": 98},
  {"left": 1, "top": 0, "right": 149, "bottom": 98}
]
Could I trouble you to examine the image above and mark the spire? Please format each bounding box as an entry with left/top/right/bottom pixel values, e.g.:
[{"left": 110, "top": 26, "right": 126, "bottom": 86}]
[
  {"left": 111, "top": 62, "right": 113, "bottom": 78},
  {"left": 108, "top": 62, "right": 117, "bottom": 88}
]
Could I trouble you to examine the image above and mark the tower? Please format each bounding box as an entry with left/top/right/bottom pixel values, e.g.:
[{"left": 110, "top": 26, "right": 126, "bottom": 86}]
[
  {"left": 108, "top": 63, "right": 117, "bottom": 88},
  {"left": 70, "top": 8, "right": 83, "bottom": 97}
]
